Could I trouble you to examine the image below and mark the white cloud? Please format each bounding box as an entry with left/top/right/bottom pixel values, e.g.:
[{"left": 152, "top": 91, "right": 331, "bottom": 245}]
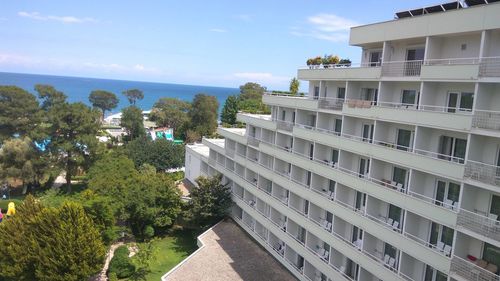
[
  {"left": 291, "top": 13, "right": 359, "bottom": 42},
  {"left": 18, "top": 11, "right": 98, "bottom": 24},
  {"left": 209, "top": 28, "right": 227, "bottom": 33}
]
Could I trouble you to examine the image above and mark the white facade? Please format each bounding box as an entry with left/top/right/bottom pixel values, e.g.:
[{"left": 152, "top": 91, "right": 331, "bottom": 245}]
[{"left": 185, "top": 2, "right": 500, "bottom": 281}]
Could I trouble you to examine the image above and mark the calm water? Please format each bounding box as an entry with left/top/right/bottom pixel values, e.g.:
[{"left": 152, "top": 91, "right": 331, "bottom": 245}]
[{"left": 0, "top": 72, "right": 238, "bottom": 114}]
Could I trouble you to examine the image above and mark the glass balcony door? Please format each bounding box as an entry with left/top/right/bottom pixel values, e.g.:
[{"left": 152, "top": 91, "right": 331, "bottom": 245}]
[
  {"left": 396, "top": 129, "right": 413, "bottom": 151},
  {"left": 447, "top": 92, "right": 474, "bottom": 113},
  {"left": 438, "top": 136, "right": 466, "bottom": 163}
]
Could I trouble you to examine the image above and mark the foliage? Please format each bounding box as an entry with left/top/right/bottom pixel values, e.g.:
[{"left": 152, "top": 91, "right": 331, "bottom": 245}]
[
  {"left": 184, "top": 129, "right": 201, "bottom": 143},
  {"left": 0, "top": 196, "right": 106, "bottom": 281},
  {"left": 35, "top": 84, "right": 67, "bottom": 111},
  {"left": 88, "top": 153, "right": 139, "bottom": 197},
  {"left": 339, "top": 58, "right": 352, "bottom": 66},
  {"left": 239, "top": 82, "right": 266, "bottom": 101},
  {"left": 149, "top": 98, "right": 191, "bottom": 138},
  {"left": 46, "top": 102, "right": 101, "bottom": 191},
  {"left": 322, "top": 55, "right": 340, "bottom": 65},
  {"left": 220, "top": 95, "right": 239, "bottom": 125},
  {"left": 129, "top": 240, "right": 156, "bottom": 281},
  {"left": 127, "top": 138, "right": 185, "bottom": 171},
  {"left": 0, "top": 86, "right": 40, "bottom": 142},
  {"left": 89, "top": 90, "right": 119, "bottom": 118},
  {"left": 108, "top": 245, "right": 135, "bottom": 279},
  {"left": 188, "top": 94, "right": 219, "bottom": 137},
  {"left": 123, "top": 88, "right": 144, "bottom": 105},
  {"left": 0, "top": 137, "right": 45, "bottom": 187},
  {"left": 238, "top": 98, "right": 270, "bottom": 114},
  {"left": 184, "top": 174, "right": 232, "bottom": 230},
  {"left": 121, "top": 105, "right": 145, "bottom": 141},
  {"left": 289, "top": 77, "right": 300, "bottom": 96}
]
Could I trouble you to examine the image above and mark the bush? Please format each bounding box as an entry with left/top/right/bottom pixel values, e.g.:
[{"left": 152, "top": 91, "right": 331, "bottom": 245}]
[
  {"left": 108, "top": 272, "right": 118, "bottom": 281},
  {"left": 108, "top": 246, "right": 136, "bottom": 279},
  {"left": 144, "top": 225, "right": 155, "bottom": 239}
]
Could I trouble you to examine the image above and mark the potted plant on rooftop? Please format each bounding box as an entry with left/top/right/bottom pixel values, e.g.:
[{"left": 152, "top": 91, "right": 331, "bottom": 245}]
[
  {"left": 323, "top": 55, "right": 340, "bottom": 68},
  {"left": 312, "top": 56, "right": 322, "bottom": 68},
  {"left": 338, "top": 58, "right": 352, "bottom": 67},
  {"left": 306, "top": 58, "right": 314, "bottom": 69}
]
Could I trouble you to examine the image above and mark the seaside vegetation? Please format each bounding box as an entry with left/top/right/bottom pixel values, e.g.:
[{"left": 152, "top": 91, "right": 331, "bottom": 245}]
[
  {"left": 0, "top": 83, "right": 238, "bottom": 280},
  {"left": 220, "top": 82, "right": 271, "bottom": 127}
]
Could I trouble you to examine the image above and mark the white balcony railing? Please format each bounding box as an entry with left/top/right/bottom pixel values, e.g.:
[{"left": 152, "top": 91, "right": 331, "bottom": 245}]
[
  {"left": 465, "top": 160, "right": 500, "bottom": 186},
  {"left": 247, "top": 136, "right": 261, "bottom": 147},
  {"left": 276, "top": 120, "right": 294, "bottom": 132},
  {"left": 318, "top": 97, "right": 344, "bottom": 111},
  {"left": 450, "top": 255, "right": 500, "bottom": 281},
  {"left": 473, "top": 110, "right": 500, "bottom": 131},
  {"left": 300, "top": 62, "right": 379, "bottom": 70},
  {"left": 457, "top": 208, "right": 500, "bottom": 241},
  {"left": 424, "top": 57, "right": 480, "bottom": 66},
  {"left": 479, "top": 56, "right": 500, "bottom": 77},
  {"left": 381, "top": 60, "right": 423, "bottom": 77}
]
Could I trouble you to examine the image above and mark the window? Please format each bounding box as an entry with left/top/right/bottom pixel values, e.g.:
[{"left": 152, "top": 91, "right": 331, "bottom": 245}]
[
  {"left": 369, "top": 51, "right": 382, "bottom": 66},
  {"left": 355, "top": 192, "right": 367, "bottom": 212},
  {"left": 438, "top": 136, "right": 467, "bottom": 163},
  {"left": 490, "top": 195, "right": 500, "bottom": 219},
  {"left": 424, "top": 265, "right": 448, "bottom": 281},
  {"left": 384, "top": 243, "right": 397, "bottom": 260},
  {"left": 401, "top": 90, "right": 417, "bottom": 105},
  {"left": 361, "top": 88, "right": 378, "bottom": 102},
  {"left": 328, "top": 180, "right": 336, "bottom": 193},
  {"left": 362, "top": 124, "right": 374, "bottom": 143},
  {"left": 447, "top": 92, "right": 474, "bottom": 113},
  {"left": 358, "top": 158, "right": 370, "bottom": 177},
  {"left": 334, "top": 119, "right": 342, "bottom": 135},
  {"left": 435, "top": 180, "right": 460, "bottom": 206},
  {"left": 337, "top": 87, "right": 346, "bottom": 100},
  {"left": 392, "top": 167, "right": 408, "bottom": 188},
  {"left": 388, "top": 204, "right": 403, "bottom": 227},
  {"left": 429, "top": 223, "right": 454, "bottom": 247},
  {"left": 281, "top": 110, "right": 286, "bottom": 121},
  {"left": 331, "top": 149, "right": 339, "bottom": 165},
  {"left": 483, "top": 243, "right": 500, "bottom": 270},
  {"left": 396, "top": 129, "right": 413, "bottom": 151},
  {"left": 314, "top": 86, "right": 320, "bottom": 98}
]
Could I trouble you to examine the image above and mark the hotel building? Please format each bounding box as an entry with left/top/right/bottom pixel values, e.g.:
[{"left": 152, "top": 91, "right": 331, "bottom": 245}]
[{"left": 185, "top": 1, "right": 500, "bottom": 280}]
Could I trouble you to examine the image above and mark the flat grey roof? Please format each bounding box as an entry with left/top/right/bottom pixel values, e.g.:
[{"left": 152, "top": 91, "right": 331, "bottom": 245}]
[{"left": 164, "top": 219, "right": 297, "bottom": 281}]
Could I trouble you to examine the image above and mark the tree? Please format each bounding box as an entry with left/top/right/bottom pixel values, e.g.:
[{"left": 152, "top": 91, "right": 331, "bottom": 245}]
[
  {"left": 47, "top": 102, "right": 100, "bottom": 192},
  {"left": 121, "top": 106, "right": 145, "bottom": 141},
  {"left": 220, "top": 95, "right": 239, "bottom": 125},
  {"left": 0, "top": 86, "right": 40, "bottom": 142},
  {"left": 88, "top": 153, "right": 139, "bottom": 197},
  {"left": 149, "top": 98, "right": 191, "bottom": 138},
  {"left": 184, "top": 174, "right": 232, "bottom": 230},
  {"left": 0, "top": 137, "right": 45, "bottom": 190},
  {"left": 239, "top": 82, "right": 266, "bottom": 101},
  {"left": 188, "top": 94, "right": 218, "bottom": 137},
  {"left": 123, "top": 89, "right": 144, "bottom": 105},
  {"left": 89, "top": 90, "right": 119, "bottom": 119},
  {"left": 126, "top": 138, "right": 185, "bottom": 171},
  {"left": 35, "top": 84, "right": 67, "bottom": 110},
  {"left": 0, "top": 196, "right": 106, "bottom": 281},
  {"left": 289, "top": 77, "right": 300, "bottom": 96}
]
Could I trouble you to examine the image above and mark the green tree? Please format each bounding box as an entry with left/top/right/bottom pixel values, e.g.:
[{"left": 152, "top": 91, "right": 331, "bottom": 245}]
[
  {"left": 0, "top": 86, "right": 40, "bottom": 142},
  {"left": 88, "top": 153, "right": 139, "bottom": 197},
  {"left": 121, "top": 106, "right": 145, "bottom": 141},
  {"left": 149, "top": 98, "right": 191, "bottom": 138},
  {"left": 239, "top": 82, "right": 266, "bottom": 100},
  {"left": 35, "top": 84, "right": 67, "bottom": 110},
  {"left": 89, "top": 90, "right": 119, "bottom": 119},
  {"left": 0, "top": 196, "right": 106, "bottom": 281},
  {"left": 184, "top": 174, "right": 232, "bottom": 230},
  {"left": 126, "top": 138, "right": 185, "bottom": 171},
  {"left": 188, "top": 94, "right": 219, "bottom": 137},
  {"left": 220, "top": 95, "right": 239, "bottom": 125},
  {"left": 47, "top": 102, "right": 100, "bottom": 192},
  {"left": 289, "top": 77, "right": 300, "bottom": 96},
  {"left": 123, "top": 89, "right": 144, "bottom": 105}
]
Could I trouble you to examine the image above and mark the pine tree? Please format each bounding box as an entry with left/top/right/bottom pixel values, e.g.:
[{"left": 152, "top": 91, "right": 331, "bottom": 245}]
[{"left": 220, "top": 95, "right": 239, "bottom": 125}]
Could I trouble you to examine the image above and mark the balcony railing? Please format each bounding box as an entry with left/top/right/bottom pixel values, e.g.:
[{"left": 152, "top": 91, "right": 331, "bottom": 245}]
[
  {"left": 457, "top": 208, "right": 500, "bottom": 241},
  {"left": 464, "top": 160, "right": 500, "bottom": 186},
  {"left": 300, "top": 62, "right": 378, "bottom": 70},
  {"left": 479, "top": 57, "right": 500, "bottom": 77},
  {"left": 318, "top": 97, "right": 344, "bottom": 111},
  {"left": 381, "top": 60, "right": 423, "bottom": 77},
  {"left": 473, "top": 110, "right": 500, "bottom": 131},
  {"left": 450, "top": 255, "right": 500, "bottom": 281},
  {"left": 276, "top": 120, "right": 294, "bottom": 132},
  {"left": 247, "top": 136, "right": 261, "bottom": 147}
]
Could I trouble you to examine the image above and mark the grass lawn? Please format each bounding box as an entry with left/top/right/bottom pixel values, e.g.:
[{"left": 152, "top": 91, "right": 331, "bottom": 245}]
[{"left": 136, "top": 228, "right": 199, "bottom": 281}]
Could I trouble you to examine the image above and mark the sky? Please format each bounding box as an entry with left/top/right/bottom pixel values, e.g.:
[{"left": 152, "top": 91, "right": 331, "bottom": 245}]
[{"left": 0, "top": 0, "right": 443, "bottom": 90}]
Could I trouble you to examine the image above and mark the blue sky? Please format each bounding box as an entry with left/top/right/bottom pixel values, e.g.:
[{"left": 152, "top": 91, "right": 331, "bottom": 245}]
[{"left": 1, "top": 0, "right": 441, "bottom": 90}]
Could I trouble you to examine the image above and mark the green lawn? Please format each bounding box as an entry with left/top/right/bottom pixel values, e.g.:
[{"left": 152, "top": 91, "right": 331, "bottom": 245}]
[{"left": 135, "top": 229, "right": 199, "bottom": 281}]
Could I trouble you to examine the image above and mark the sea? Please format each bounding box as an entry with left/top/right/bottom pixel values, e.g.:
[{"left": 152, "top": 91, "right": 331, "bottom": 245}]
[{"left": 0, "top": 72, "right": 238, "bottom": 114}]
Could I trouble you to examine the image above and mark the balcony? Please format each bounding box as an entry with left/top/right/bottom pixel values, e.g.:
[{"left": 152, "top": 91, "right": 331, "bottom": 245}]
[
  {"left": 297, "top": 63, "right": 381, "bottom": 80},
  {"left": 457, "top": 208, "right": 500, "bottom": 243},
  {"left": 464, "top": 160, "right": 500, "bottom": 187},
  {"left": 342, "top": 99, "right": 473, "bottom": 131},
  {"left": 318, "top": 97, "right": 344, "bottom": 111},
  {"left": 479, "top": 57, "right": 500, "bottom": 77},
  {"left": 381, "top": 60, "right": 422, "bottom": 77},
  {"left": 450, "top": 255, "right": 500, "bottom": 281},
  {"left": 276, "top": 120, "right": 294, "bottom": 132},
  {"left": 421, "top": 58, "right": 480, "bottom": 80},
  {"left": 472, "top": 110, "right": 500, "bottom": 132},
  {"left": 263, "top": 93, "right": 319, "bottom": 110},
  {"left": 236, "top": 113, "right": 276, "bottom": 131}
]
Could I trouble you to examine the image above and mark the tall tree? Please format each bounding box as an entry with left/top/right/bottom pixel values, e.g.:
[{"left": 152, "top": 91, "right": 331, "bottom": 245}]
[
  {"left": 123, "top": 89, "right": 144, "bottom": 105},
  {"left": 0, "top": 86, "right": 40, "bottom": 142},
  {"left": 47, "top": 102, "right": 100, "bottom": 192},
  {"left": 289, "top": 77, "right": 300, "bottom": 96},
  {"left": 239, "top": 82, "right": 266, "bottom": 101},
  {"left": 0, "top": 137, "right": 42, "bottom": 189},
  {"left": 220, "top": 95, "right": 239, "bottom": 125},
  {"left": 126, "top": 138, "right": 185, "bottom": 171},
  {"left": 184, "top": 174, "right": 232, "bottom": 230},
  {"left": 89, "top": 90, "right": 119, "bottom": 119},
  {"left": 121, "top": 106, "right": 145, "bottom": 141},
  {"left": 149, "top": 98, "right": 191, "bottom": 138},
  {"left": 188, "top": 94, "right": 218, "bottom": 137},
  {"left": 0, "top": 196, "right": 106, "bottom": 281},
  {"left": 35, "top": 84, "right": 67, "bottom": 110}
]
